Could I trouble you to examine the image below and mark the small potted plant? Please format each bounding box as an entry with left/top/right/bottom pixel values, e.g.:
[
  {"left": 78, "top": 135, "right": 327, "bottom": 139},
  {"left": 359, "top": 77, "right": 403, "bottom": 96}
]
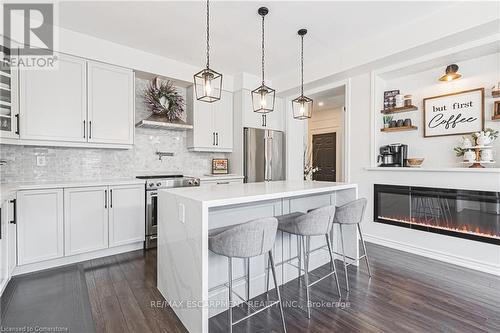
[{"left": 383, "top": 115, "right": 393, "bottom": 128}]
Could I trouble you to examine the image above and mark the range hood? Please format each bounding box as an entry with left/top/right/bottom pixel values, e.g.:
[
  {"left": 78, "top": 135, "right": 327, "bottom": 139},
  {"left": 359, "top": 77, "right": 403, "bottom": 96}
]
[{"left": 135, "top": 115, "right": 193, "bottom": 131}]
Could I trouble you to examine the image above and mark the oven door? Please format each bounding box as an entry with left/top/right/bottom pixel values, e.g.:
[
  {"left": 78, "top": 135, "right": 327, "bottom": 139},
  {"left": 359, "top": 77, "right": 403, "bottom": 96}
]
[{"left": 146, "top": 190, "right": 158, "bottom": 238}]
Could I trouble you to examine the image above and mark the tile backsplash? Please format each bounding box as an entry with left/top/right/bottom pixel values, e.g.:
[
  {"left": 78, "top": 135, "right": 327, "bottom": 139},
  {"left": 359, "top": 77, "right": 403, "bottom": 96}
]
[{"left": 0, "top": 78, "right": 228, "bottom": 183}]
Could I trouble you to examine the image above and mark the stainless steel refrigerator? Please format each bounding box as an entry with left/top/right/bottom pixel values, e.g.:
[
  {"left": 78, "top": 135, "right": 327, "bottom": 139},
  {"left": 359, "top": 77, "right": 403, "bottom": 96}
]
[{"left": 244, "top": 127, "right": 286, "bottom": 182}]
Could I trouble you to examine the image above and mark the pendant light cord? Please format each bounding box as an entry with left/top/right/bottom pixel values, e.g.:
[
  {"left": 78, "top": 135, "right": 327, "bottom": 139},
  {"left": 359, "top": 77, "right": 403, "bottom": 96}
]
[
  {"left": 261, "top": 14, "right": 265, "bottom": 85},
  {"left": 206, "top": 0, "right": 210, "bottom": 69},
  {"left": 300, "top": 34, "right": 304, "bottom": 96}
]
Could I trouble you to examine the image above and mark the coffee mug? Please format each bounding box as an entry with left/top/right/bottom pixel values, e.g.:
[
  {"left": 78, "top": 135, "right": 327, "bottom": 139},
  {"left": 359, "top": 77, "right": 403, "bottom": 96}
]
[
  {"left": 389, "top": 120, "right": 397, "bottom": 128},
  {"left": 404, "top": 118, "right": 412, "bottom": 127},
  {"left": 396, "top": 119, "right": 404, "bottom": 127}
]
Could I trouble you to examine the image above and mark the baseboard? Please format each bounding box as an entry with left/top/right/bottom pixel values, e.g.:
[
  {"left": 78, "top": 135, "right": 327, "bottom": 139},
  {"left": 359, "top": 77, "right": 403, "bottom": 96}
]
[
  {"left": 364, "top": 234, "right": 500, "bottom": 276},
  {"left": 13, "top": 242, "right": 144, "bottom": 276}
]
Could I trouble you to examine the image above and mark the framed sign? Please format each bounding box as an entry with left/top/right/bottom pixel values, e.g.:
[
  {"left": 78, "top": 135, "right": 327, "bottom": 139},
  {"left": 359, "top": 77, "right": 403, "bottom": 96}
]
[
  {"left": 423, "top": 88, "right": 484, "bottom": 138},
  {"left": 212, "top": 159, "right": 228, "bottom": 174}
]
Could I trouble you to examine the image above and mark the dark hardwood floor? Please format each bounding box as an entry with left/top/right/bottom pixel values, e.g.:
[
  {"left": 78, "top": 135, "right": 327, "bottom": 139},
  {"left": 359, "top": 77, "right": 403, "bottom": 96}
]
[{"left": 2, "top": 243, "right": 499, "bottom": 333}]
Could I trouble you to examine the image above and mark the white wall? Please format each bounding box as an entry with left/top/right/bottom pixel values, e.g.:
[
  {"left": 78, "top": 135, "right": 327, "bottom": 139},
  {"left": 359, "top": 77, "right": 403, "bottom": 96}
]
[
  {"left": 375, "top": 53, "right": 500, "bottom": 167},
  {"left": 308, "top": 106, "right": 345, "bottom": 181},
  {"left": 349, "top": 71, "right": 500, "bottom": 275}
]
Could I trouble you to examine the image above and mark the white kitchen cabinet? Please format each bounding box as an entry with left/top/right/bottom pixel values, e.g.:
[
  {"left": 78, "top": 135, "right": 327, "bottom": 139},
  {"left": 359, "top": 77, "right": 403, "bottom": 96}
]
[
  {"left": 0, "top": 44, "right": 19, "bottom": 139},
  {"left": 64, "top": 186, "right": 109, "bottom": 256},
  {"left": 17, "top": 189, "right": 64, "bottom": 265},
  {"left": 19, "top": 52, "right": 87, "bottom": 142},
  {"left": 0, "top": 196, "right": 17, "bottom": 294},
  {"left": 87, "top": 61, "right": 134, "bottom": 145},
  {"left": 108, "top": 184, "right": 145, "bottom": 247},
  {"left": 238, "top": 89, "right": 284, "bottom": 131},
  {"left": 187, "top": 87, "right": 233, "bottom": 152}
]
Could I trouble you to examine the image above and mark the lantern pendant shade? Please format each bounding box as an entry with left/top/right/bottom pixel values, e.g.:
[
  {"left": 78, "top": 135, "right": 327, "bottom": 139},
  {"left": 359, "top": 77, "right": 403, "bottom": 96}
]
[
  {"left": 194, "top": 67, "right": 222, "bottom": 102},
  {"left": 292, "top": 95, "right": 313, "bottom": 120},
  {"left": 252, "top": 7, "right": 275, "bottom": 113},
  {"left": 193, "top": 0, "right": 222, "bottom": 103},
  {"left": 252, "top": 83, "right": 275, "bottom": 114},
  {"left": 292, "top": 28, "right": 313, "bottom": 120}
]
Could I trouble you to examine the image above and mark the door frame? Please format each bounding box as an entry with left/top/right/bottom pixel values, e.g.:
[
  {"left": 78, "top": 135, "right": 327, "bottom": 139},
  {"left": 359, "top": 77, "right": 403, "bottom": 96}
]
[{"left": 285, "top": 79, "right": 351, "bottom": 182}]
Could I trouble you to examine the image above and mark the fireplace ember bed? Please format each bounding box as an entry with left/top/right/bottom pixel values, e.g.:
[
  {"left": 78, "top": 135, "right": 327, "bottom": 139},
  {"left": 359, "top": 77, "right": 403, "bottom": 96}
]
[{"left": 374, "top": 184, "right": 500, "bottom": 245}]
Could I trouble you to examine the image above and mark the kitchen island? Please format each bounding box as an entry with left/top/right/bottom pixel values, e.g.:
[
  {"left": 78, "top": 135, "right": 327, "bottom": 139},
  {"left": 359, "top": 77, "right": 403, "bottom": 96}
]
[{"left": 157, "top": 181, "right": 358, "bottom": 333}]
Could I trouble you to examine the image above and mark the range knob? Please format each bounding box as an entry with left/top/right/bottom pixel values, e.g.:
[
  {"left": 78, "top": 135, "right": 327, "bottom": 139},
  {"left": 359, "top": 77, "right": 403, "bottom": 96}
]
[
  {"left": 188, "top": 180, "right": 194, "bottom": 185},
  {"left": 156, "top": 182, "right": 162, "bottom": 187},
  {"left": 148, "top": 183, "right": 155, "bottom": 188}
]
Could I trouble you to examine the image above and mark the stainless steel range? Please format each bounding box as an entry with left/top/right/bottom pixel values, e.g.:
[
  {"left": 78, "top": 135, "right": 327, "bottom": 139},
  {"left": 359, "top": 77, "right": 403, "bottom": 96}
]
[{"left": 137, "top": 175, "right": 200, "bottom": 249}]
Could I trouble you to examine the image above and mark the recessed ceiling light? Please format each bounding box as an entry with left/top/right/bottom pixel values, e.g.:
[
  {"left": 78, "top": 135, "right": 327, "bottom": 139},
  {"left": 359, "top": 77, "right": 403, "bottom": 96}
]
[{"left": 318, "top": 101, "right": 324, "bottom": 107}]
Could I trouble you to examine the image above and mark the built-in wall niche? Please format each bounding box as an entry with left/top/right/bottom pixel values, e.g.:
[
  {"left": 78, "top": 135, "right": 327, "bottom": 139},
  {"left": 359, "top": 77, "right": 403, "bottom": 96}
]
[{"left": 371, "top": 38, "right": 500, "bottom": 169}]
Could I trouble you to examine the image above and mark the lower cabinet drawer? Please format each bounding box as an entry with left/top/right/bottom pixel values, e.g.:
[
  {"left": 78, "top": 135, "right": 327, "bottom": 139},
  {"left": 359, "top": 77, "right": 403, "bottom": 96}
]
[{"left": 200, "top": 178, "right": 244, "bottom": 186}]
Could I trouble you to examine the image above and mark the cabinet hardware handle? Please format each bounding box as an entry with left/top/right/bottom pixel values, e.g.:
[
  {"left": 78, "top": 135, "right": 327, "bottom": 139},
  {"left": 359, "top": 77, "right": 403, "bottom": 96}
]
[
  {"left": 104, "top": 189, "right": 107, "bottom": 208},
  {"left": 83, "top": 120, "right": 86, "bottom": 138},
  {"left": 216, "top": 181, "right": 229, "bottom": 185},
  {"left": 110, "top": 189, "right": 113, "bottom": 208},
  {"left": 15, "top": 114, "right": 20, "bottom": 135},
  {"left": 10, "top": 199, "right": 16, "bottom": 224},
  {"left": 89, "top": 121, "right": 92, "bottom": 139},
  {"left": 216, "top": 132, "right": 219, "bottom": 146},
  {"left": 262, "top": 115, "right": 266, "bottom": 127},
  {"left": 213, "top": 132, "right": 215, "bottom": 145}
]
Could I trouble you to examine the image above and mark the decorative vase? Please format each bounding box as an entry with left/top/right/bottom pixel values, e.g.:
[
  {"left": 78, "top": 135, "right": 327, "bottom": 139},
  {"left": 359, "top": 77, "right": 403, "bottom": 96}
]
[
  {"left": 476, "top": 134, "right": 488, "bottom": 146},
  {"left": 384, "top": 123, "right": 389, "bottom": 128},
  {"left": 463, "top": 150, "right": 476, "bottom": 162},
  {"left": 481, "top": 149, "right": 493, "bottom": 162}
]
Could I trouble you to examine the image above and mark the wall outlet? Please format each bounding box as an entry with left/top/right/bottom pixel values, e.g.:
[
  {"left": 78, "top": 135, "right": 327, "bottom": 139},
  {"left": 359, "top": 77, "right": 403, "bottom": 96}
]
[
  {"left": 36, "top": 155, "right": 46, "bottom": 167},
  {"left": 178, "top": 203, "right": 185, "bottom": 223}
]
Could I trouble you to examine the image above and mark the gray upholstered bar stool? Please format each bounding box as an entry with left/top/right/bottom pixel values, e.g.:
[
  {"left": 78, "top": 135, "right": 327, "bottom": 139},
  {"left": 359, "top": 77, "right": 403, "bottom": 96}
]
[
  {"left": 209, "top": 217, "right": 286, "bottom": 333},
  {"left": 332, "top": 198, "right": 371, "bottom": 292},
  {"left": 270, "top": 205, "right": 341, "bottom": 318}
]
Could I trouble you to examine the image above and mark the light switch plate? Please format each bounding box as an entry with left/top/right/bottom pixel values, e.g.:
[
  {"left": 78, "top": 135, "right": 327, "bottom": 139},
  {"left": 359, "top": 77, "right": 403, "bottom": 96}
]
[{"left": 178, "top": 203, "right": 185, "bottom": 223}]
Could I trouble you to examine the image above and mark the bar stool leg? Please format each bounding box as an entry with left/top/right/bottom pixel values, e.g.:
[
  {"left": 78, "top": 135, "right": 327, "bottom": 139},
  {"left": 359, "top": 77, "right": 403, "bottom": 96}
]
[
  {"left": 326, "top": 233, "right": 341, "bottom": 297},
  {"left": 246, "top": 258, "right": 250, "bottom": 301},
  {"left": 228, "top": 257, "right": 233, "bottom": 333},
  {"left": 297, "top": 235, "right": 302, "bottom": 284},
  {"left": 358, "top": 224, "right": 372, "bottom": 277},
  {"left": 339, "top": 225, "right": 349, "bottom": 292},
  {"left": 269, "top": 251, "right": 287, "bottom": 333},
  {"left": 302, "top": 236, "right": 311, "bottom": 319}
]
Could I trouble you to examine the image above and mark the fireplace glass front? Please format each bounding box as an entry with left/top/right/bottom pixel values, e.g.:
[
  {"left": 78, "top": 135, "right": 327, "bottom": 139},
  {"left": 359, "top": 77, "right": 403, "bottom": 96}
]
[{"left": 374, "top": 184, "right": 500, "bottom": 245}]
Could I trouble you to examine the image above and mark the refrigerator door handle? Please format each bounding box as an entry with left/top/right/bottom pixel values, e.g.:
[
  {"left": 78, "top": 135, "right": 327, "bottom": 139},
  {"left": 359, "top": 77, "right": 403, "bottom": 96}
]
[{"left": 267, "top": 137, "right": 273, "bottom": 181}]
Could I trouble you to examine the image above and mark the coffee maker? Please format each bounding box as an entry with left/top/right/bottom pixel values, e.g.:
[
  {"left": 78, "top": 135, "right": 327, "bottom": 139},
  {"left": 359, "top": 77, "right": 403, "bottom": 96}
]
[{"left": 378, "top": 143, "right": 408, "bottom": 167}]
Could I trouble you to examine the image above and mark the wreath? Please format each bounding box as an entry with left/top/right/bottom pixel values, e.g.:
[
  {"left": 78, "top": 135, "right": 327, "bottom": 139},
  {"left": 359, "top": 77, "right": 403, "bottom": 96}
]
[{"left": 144, "top": 77, "right": 185, "bottom": 121}]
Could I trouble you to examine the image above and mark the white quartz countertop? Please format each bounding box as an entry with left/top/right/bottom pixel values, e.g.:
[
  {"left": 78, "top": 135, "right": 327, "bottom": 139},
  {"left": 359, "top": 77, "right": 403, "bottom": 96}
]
[
  {"left": 163, "top": 180, "right": 357, "bottom": 207},
  {"left": 1, "top": 178, "right": 145, "bottom": 200}
]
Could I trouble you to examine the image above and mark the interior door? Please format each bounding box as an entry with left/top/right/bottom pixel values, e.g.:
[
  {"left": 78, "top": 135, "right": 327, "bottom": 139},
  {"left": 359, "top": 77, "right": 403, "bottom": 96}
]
[
  {"left": 19, "top": 52, "right": 87, "bottom": 142},
  {"left": 244, "top": 127, "right": 266, "bottom": 183},
  {"left": 64, "top": 186, "right": 108, "bottom": 256},
  {"left": 87, "top": 61, "right": 134, "bottom": 144},
  {"left": 312, "top": 132, "right": 337, "bottom": 182}
]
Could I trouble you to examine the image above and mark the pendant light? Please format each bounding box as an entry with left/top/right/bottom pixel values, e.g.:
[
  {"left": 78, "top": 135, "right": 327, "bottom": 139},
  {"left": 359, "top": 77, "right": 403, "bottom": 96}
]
[
  {"left": 438, "top": 64, "right": 461, "bottom": 82},
  {"left": 193, "top": 0, "right": 222, "bottom": 102},
  {"left": 251, "top": 7, "right": 275, "bottom": 114},
  {"left": 292, "top": 29, "right": 313, "bottom": 120}
]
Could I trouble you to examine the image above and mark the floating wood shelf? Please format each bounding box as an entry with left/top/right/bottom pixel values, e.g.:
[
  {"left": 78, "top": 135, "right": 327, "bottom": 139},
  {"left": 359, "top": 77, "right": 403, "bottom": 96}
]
[
  {"left": 492, "top": 114, "right": 500, "bottom": 121},
  {"left": 380, "top": 105, "right": 418, "bottom": 114},
  {"left": 492, "top": 90, "right": 500, "bottom": 98},
  {"left": 380, "top": 125, "right": 418, "bottom": 132}
]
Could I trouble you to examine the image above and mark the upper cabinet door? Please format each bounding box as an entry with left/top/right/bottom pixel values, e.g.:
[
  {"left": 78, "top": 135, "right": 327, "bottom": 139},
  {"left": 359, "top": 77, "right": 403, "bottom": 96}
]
[
  {"left": 64, "top": 186, "right": 109, "bottom": 256},
  {"left": 213, "top": 90, "right": 233, "bottom": 150},
  {"left": 87, "top": 62, "right": 134, "bottom": 145},
  {"left": 19, "top": 53, "right": 87, "bottom": 142}
]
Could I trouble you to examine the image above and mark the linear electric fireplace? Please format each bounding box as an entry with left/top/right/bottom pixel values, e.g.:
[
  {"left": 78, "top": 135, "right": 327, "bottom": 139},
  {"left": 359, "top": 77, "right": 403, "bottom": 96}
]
[{"left": 374, "top": 184, "right": 500, "bottom": 245}]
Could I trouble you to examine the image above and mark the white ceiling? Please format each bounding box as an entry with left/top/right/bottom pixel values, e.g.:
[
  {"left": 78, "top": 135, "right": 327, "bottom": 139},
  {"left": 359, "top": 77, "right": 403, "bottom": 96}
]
[{"left": 58, "top": 1, "right": 456, "bottom": 80}]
